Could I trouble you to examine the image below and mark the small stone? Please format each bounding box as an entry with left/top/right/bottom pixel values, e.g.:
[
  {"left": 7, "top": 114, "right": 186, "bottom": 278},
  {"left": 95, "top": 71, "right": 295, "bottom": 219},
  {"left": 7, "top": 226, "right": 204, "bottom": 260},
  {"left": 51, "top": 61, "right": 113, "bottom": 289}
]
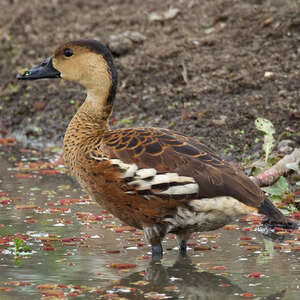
[
  {"left": 199, "top": 37, "right": 216, "bottom": 46},
  {"left": 148, "top": 7, "right": 179, "bottom": 22},
  {"left": 277, "top": 139, "right": 295, "bottom": 153},
  {"left": 264, "top": 71, "right": 274, "bottom": 78},
  {"left": 212, "top": 115, "right": 227, "bottom": 126},
  {"left": 262, "top": 17, "right": 273, "bottom": 27},
  {"left": 108, "top": 31, "right": 146, "bottom": 55}
]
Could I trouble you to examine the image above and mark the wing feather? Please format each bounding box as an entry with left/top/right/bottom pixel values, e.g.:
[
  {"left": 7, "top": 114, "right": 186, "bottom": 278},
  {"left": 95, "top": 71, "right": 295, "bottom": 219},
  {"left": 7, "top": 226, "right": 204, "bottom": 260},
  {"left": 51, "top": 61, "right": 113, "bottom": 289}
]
[{"left": 95, "top": 127, "right": 264, "bottom": 207}]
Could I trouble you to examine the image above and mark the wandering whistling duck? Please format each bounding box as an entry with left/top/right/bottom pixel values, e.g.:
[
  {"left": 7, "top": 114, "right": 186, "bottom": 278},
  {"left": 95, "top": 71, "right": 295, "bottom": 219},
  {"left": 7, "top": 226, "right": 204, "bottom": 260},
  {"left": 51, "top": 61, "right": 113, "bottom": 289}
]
[{"left": 17, "top": 39, "right": 297, "bottom": 260}]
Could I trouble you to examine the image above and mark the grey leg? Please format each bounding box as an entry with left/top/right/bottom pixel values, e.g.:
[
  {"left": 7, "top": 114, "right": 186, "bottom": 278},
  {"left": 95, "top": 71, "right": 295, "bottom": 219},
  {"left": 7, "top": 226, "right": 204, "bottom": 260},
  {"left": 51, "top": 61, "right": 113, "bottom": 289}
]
[
  {"left": 143, "top": 224, "right": 168, "bottom": 261},
  {"left": 152, "top": 243, "right": 163, "bottom": 261},
  {"left": 179, "top": 240, "right": 187, "bottom": 256},
  {"left": 176, "top": 232, "right": 191, "bottom": 256}
]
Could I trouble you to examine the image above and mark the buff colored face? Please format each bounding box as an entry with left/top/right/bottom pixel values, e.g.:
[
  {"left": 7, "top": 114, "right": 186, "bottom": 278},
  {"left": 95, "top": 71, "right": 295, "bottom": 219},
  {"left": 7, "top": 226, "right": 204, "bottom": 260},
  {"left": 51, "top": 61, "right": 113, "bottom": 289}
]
[
  {"left": 52, "top": 44, "right": 110, "bottom": 89},
  {"left": 16, "top": 42, "right": 112, "bottom": 96}
]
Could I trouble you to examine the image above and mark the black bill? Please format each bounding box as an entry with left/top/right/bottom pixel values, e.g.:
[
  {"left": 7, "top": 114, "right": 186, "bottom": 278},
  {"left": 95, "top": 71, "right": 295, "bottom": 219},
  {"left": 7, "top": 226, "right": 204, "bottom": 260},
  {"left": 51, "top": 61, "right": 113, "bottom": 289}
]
[{"left": 16, "top": 56, "right": 60, "bottom": 80}]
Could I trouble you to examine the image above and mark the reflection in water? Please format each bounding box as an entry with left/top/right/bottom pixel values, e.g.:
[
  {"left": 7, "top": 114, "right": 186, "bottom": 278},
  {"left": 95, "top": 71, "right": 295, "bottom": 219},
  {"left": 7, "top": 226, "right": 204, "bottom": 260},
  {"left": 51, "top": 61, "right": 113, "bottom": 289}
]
[{"left": 106, "top": 257, "right": 286, "bottom": 300}]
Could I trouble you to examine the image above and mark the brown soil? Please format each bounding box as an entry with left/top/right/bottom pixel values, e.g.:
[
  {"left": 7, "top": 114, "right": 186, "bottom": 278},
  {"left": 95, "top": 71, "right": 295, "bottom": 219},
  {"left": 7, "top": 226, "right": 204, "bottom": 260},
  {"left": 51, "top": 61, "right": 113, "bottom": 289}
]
[{"left": 0, "top": 0, "right": 299, "bottom": 161}]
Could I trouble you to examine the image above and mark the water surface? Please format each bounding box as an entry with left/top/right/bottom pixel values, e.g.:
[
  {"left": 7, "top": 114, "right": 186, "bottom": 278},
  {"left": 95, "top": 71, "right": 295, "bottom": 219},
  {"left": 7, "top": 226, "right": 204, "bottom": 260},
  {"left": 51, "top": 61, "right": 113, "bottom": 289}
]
[{"left": 0, "top": 147, "right": 299, "bottom": 299}]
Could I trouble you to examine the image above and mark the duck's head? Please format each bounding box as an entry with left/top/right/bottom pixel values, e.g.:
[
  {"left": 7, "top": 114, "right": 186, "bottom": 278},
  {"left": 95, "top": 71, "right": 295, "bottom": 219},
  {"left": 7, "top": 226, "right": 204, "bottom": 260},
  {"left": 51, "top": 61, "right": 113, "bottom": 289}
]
[{"left": 17, "top": 39, "right": 118, "bottom": 105}]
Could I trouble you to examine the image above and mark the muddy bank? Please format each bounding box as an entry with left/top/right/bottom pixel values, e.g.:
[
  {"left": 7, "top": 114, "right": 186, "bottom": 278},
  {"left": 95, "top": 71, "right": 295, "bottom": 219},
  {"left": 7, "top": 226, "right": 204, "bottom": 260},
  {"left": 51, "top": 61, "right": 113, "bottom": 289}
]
[{"left": 0, "top": 0, "right": 299, "bottom": 160}]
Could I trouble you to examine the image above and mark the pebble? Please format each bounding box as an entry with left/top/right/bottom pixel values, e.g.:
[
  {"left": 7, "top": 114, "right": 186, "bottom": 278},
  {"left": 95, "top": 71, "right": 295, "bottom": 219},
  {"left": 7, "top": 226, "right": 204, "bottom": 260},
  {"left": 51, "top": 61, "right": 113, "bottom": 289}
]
[
  {"left": 108, "top": 31, "right": 146, "bottom": 55},
  {"left": 212, "top": 115, "right": 227, "bottom": 126},
  {"left": 277, "top": 139, "right": 295, "bottom": 153}
]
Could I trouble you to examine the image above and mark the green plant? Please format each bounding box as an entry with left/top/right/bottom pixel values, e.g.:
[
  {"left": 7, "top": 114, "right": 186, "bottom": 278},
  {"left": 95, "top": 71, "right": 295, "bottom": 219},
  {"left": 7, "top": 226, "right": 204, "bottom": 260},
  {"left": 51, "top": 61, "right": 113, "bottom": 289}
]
[
  {"left": 254, "top": 118, "right": 275, "bottom": 168},
  {"left": 13, "top": 238, "right": 32, "bottom": 255}
]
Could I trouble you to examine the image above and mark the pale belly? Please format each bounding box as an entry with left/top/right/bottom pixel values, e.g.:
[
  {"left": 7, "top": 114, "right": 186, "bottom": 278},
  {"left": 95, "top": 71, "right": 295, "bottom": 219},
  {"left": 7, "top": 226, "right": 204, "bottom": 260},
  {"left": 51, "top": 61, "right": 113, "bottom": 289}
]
[{"left": 165, "top": 196, "right": 253, "bottom": 234}]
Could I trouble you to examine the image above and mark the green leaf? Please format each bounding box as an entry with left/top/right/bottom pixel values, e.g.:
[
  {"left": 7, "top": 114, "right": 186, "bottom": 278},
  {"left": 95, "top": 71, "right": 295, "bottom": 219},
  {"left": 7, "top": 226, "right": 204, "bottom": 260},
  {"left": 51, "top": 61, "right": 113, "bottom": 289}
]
[
  {"left": 13, "top": 238, "right": 23, "bottom": 250},
  {"left": 22, "top": 245, "right": 32, "bottom": 252},
  {"left": 254, "top": 118, "right": 275, "bottom": 167},
  {"left": 115, "top": 118, "right": 132, "bottom": 127},
  {"left": 250, "top": 166, "right": 263, "bottom": 177},
  {"left": 261, "top": 176, "right": 289, "bottom": 197},
  {"left": 269, "top": 195, "right": 282, "bottom": 202}
]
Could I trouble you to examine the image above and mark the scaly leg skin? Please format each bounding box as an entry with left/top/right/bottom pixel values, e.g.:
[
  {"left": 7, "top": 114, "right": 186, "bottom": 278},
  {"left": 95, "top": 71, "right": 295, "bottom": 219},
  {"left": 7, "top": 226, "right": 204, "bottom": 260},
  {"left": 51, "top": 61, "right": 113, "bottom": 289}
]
[
  {"left": 144, "top": 224, "right": 168, "bottom": 262},
  {"left": 152, "top": 243, "right": 163, "bottom": 262},
  {"left": 176, "top": 232, "right": 191, "bottom": 256},
  {"left": 179, "top": 240, "right": 187, "bottom": 256}
]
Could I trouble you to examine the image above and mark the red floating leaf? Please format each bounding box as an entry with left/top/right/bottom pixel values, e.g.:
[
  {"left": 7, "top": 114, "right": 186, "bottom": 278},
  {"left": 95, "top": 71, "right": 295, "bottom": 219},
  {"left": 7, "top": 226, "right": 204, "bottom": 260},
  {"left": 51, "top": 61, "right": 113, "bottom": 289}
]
[
  {"left": 0, "top": 199, "right": 10, "bottom": 205},
  {"left": 219, "top": 283, "right": 229, "bottom": 287},
  {"left": 164, "top": 286, "right": 177, "bottom": 291},
  {"left": 25, "top": 219, "right": 37, "bottom": 224},
  {"left": 291, "top": 246, "right": 300, "bottom": 251},
  {"left": 242, "top": 227, "right": 252, "bottom": 232},
  {"left": 290, "top": 212, "right": 300, "bottom": 219},
  {"left": 186, "top": 242, "right": 198, "bottom": 247},
  {"left": 68, "top": 291, "right": 80, "bottom": 297},
  {"left": 194, "top": 245, "right": 211, "bottom": 251},
  {"left": 109, "top": 263, "right": 137, "bottom": 270},
  {"left": 0, "top": 137, "right": 16, "bottom": 145},
  {"left": 57, "top": 284, "right": 68, "bottom": 289},
  {"left": 0, "top": 287, "right": 12, "bottom": 291},
  {"left": 241, "top": 292, "right": 255, "bottom": 297},
  {"left": 210, "top": 266, "right": 227, "bottom": 271},
  {"left": 38, "top": 170, "right": 61, "bottom": 175},
  {"left": 16, "top": 204, "right": 38, "bottom": 209},
  {"left": 114, "top": 227, "right": 136, "bottom": 233},
  {"left": 42, "top": 290, "right": 64, "bottom": 297},
  {"left": 223, "top": 225, "right": 238, "bottom": 230},
  {"left": 37, "top": 284, "right": 57, "bottom": 289},
  {"left": 72, "top": 286, "right": 82, "bottom": 290},
  {"left": 106, "top": 250, "right": 121, "bottom": 254},
  {"left": 240, "top": 236, "right": 252, "bottom": 241},
  {"left": 14, "top": 173, "right": 34, "bottom": 179},
  {"left": 246, "top": 246, "right": 261, "bottom": 251},
  {"left": 248, "top": 272, "right": 261, "bottom": 278},
  {"left": 137, "top": 255, "right": 150, "bottom": 260},
  {"left": 43, "top": 246, "right": 55, "bottom": 251}
]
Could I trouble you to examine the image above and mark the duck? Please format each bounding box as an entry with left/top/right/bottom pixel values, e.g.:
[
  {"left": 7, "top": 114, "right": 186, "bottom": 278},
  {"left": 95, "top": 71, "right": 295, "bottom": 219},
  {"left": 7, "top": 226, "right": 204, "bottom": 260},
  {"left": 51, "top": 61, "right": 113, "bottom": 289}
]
[{"left": 17, "top": 39, "right": 297, "bottom": 260}]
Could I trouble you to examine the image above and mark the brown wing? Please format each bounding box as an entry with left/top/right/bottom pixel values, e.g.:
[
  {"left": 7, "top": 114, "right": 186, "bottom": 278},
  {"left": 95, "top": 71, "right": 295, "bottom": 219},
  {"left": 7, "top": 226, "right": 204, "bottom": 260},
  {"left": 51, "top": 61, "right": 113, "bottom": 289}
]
[{"left": 98, "top": 127, "right": 264, "bottom": 208}]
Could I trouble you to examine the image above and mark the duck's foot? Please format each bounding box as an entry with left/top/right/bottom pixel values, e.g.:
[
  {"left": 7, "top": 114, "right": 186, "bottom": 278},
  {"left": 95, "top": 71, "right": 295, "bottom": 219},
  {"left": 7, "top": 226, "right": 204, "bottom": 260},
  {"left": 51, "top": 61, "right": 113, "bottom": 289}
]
[
  {"left": 262, "top": 217, "right": 299, "bottom": 230},
  {"left": 152, "top": 244, "right": 163, "bottom": 262},
  {"left": 256, "top": 225, "right": 285, "bottom": 242}
]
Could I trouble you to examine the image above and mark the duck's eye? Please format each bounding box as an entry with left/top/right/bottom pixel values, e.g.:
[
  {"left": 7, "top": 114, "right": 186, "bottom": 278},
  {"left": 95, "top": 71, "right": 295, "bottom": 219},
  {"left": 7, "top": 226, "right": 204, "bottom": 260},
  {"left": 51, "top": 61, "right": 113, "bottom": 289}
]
[{"left": 63, "top": 48, "right": 73, "bottom": 57}]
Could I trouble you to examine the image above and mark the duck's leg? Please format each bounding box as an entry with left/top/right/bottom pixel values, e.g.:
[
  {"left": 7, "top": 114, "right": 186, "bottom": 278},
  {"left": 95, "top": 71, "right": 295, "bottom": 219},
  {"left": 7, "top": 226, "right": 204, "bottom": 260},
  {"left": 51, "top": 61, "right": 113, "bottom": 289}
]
[
  {"left": 143, "top": 224, "right": 168, "bottom": 261},
  {"left": 176, "top": 232, "right": 191, "bottom": 256},
  {"left": 151, "top": 243, "right": 163, "bottom": 262}
]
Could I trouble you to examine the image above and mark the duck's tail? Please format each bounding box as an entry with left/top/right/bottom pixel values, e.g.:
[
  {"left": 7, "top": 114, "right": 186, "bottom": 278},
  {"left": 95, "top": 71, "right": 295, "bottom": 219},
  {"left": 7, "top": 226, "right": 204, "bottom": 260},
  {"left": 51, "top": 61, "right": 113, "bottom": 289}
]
[{"left": 258, "top": 198, "right": 298, "bottom": 229}]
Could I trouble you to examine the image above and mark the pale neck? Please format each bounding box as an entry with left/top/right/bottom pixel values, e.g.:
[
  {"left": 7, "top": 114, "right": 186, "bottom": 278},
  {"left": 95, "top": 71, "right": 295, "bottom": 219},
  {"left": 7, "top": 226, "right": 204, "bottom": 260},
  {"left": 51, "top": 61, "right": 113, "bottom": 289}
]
[{"left": 65, "top": 91, "right": 112, "bottom": 142}]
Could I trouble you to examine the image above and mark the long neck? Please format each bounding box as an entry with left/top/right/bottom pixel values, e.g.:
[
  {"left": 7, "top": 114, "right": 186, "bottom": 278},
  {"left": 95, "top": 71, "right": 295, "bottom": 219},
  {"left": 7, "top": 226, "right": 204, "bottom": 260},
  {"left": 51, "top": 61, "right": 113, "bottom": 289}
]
[
  {"left": 66, "top": 93, "right": 112, "bottom": 134},
  {"left": 63, "top": 53, "right": 117, "bottom": 167},
  {"left": 63, "top": 92, "right": 113, "bottom": 164}
]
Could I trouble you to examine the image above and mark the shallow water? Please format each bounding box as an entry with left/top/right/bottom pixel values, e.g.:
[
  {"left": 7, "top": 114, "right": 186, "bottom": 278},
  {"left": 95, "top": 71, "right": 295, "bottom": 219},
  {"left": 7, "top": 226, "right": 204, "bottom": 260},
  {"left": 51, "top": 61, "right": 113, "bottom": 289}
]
[{"left": 0, "top": 147, "right": 299, "bottom": 299}]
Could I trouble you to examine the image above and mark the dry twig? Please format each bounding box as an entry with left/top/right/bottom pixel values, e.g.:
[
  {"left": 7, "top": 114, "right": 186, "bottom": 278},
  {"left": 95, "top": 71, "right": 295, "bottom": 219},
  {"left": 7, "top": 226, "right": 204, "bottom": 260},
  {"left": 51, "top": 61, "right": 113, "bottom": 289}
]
[{"left": 251, "top": 148, "right": 300, "bottom": 187}]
